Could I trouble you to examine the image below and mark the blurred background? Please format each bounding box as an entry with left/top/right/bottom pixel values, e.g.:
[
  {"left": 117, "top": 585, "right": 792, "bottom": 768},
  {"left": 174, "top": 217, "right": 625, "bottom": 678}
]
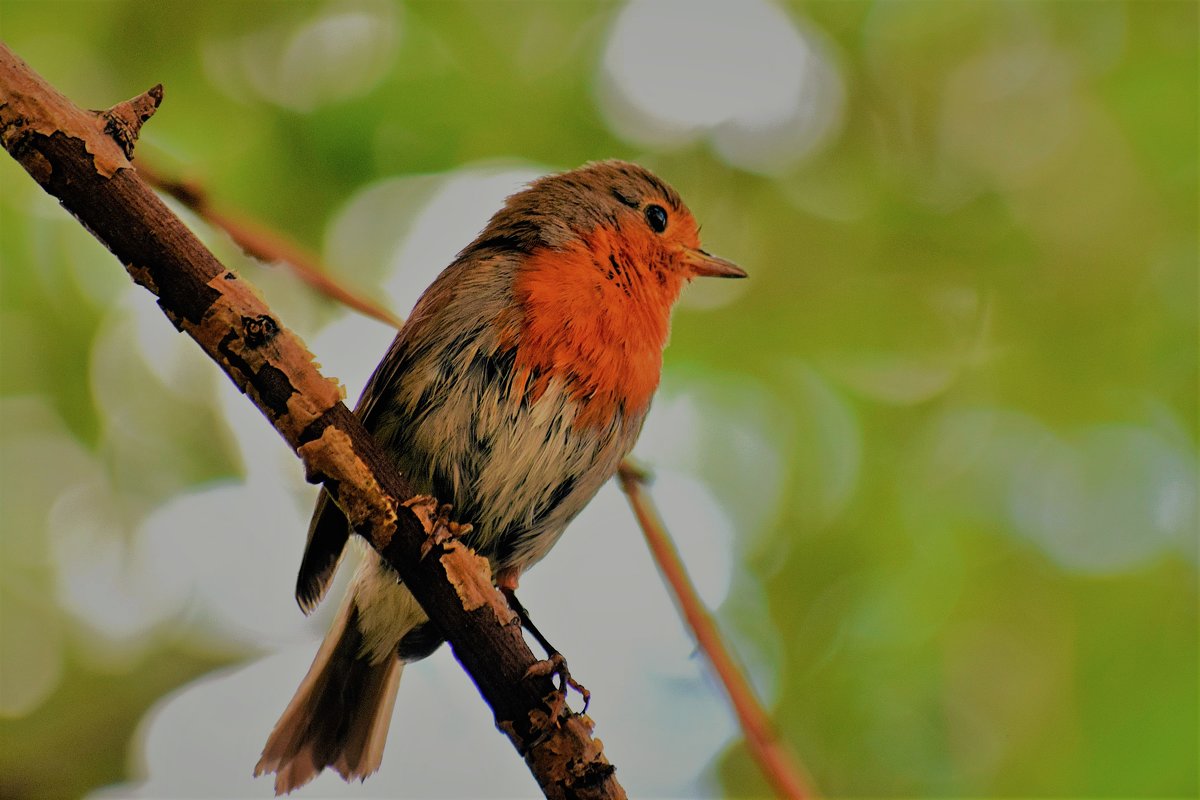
[{"left": 1, "top": 1, "right": 1196, "bottom": 798}]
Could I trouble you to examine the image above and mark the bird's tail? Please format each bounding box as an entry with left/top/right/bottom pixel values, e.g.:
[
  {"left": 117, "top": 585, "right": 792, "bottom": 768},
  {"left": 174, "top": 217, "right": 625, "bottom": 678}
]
[{"left": 254, "top": 597, "right": 403, "bottom": 795}]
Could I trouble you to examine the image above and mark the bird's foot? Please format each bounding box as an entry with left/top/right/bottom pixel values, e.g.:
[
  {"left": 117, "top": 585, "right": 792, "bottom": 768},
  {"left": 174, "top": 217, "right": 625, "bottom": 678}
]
[
  {"left": 404, "top": 495, "right": 473, "bottom": 558},
  {"left": 525, "top": 651, "right": 591, "bottom": 714}
]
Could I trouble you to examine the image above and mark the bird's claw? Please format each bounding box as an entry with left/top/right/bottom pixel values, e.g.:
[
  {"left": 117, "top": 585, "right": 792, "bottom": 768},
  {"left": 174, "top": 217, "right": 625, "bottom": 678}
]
[
  {"left": 404, "top": 496, "right": 472, "bottom": 558},
  {"left": 524, "top": 652, "right": 591, "bottom": 714}
]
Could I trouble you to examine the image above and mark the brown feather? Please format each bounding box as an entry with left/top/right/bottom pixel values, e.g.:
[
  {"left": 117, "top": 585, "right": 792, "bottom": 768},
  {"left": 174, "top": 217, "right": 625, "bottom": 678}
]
[
  {"left": 255, "top": 600, "right": 403, "bottom": 795},
  {"left": 294, "top": 489, "right": 350, "bottom": 614}
]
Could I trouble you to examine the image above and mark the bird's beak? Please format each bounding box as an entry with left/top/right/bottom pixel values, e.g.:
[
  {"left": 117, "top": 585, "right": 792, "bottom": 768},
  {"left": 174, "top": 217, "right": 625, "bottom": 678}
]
[{"left": 681, "top": 247, "right": 747, "bottom": 279}]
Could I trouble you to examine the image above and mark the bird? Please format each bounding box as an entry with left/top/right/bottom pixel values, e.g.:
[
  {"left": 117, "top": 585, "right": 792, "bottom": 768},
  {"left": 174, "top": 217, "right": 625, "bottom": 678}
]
[{"left": 254, "top": 159, "right": 745, "bottom": 794}]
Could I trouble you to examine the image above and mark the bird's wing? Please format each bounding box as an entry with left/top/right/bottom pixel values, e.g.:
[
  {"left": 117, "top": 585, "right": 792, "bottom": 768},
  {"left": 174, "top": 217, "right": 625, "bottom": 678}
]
[{"left": 293, "top": 254, "right": 499, "bottom": 612}]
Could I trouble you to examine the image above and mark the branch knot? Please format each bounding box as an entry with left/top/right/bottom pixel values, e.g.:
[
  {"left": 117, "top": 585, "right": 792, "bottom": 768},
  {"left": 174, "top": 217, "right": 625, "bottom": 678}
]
[
  {"left": 242, "top": 314, "right": 279, "bottom": 348},
  {"left": 98, "top": 84, "right": 162, "bottom": 158}
]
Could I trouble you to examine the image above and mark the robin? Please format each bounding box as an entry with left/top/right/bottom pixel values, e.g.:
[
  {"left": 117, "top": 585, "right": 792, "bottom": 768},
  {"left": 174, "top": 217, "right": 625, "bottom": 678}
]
[{"left": 255, "top": 160, "right": 745, "bottom": 793}]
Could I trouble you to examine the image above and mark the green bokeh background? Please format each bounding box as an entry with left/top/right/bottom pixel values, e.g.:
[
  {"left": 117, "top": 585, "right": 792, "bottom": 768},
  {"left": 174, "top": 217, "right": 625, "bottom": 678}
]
[{"left": 1, "top": 1, "right": 1196, "bottom": 798}]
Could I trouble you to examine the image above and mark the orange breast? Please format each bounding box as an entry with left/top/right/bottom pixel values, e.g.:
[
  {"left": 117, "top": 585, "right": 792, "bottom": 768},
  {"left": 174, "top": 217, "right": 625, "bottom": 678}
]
[{"left": 510, "top": 229, "right": 684, "bottom": 429}]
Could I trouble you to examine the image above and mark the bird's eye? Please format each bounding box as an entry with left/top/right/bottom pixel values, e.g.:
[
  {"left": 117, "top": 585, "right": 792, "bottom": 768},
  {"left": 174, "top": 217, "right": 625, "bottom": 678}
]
[{"left": 644, "top": 204, "right": 668, "bottom": 233}]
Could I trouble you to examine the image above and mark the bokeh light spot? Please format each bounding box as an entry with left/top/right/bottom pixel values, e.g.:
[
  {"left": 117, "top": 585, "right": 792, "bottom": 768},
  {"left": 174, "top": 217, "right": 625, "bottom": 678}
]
[
  {"left": 204, "top": 1, "right": 400, "bottom": 112},
  {"left": 1009, "top": 424, "right": 1197, "bottom": 573},
  {"left": 598, "top": 0, "right": 844, "bottom": 173}
]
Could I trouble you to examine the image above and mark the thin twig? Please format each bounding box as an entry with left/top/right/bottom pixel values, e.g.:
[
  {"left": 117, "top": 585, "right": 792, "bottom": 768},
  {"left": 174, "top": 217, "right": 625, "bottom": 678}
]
[
  {"left": 618, "top": 463, "right": 817, "bottom": 800},
  {"left": 136, "top": 162, "right": 405, "bottom": 329},
  {"left": 136, "top": 160, "right": 818, "bottom": 800}
]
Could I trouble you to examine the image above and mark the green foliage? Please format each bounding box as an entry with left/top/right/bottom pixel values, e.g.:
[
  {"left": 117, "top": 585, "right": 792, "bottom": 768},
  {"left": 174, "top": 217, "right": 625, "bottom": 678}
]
[{"left": 0, "top": 1, "right": 1195, "bottom": 798}]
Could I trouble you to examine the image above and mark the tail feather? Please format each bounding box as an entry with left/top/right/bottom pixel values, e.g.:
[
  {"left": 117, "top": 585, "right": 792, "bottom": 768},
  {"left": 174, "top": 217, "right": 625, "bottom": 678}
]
[
  {"left": 295, "top": 489, "right": 351, "bottom": 614},
  {"left": 255, "top": 599, "right": 403, "bottom": 795}
]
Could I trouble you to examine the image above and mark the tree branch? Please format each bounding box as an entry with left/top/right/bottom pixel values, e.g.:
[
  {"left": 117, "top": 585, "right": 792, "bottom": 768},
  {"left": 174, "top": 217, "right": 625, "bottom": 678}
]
[
  {"left": 0, "top": 43, "right": 622, "bottom": 800},
  {"left": 617, "top": 464, "right": 816, "bottom": 800},
  {"left": 135, "top": 161, "right": 405, "bottom": 329}
]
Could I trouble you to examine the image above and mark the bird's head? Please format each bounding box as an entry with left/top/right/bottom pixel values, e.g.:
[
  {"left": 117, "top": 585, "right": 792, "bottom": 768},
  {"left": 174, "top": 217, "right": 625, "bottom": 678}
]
[{"left": 493, "top": 160, "right": 745, "bottom": 291}]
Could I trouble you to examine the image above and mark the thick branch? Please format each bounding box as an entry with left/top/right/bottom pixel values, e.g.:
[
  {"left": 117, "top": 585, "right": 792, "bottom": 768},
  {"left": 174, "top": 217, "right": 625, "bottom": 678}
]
[{"left": 0, "top": 43, "right": 622, "bottom": 800}]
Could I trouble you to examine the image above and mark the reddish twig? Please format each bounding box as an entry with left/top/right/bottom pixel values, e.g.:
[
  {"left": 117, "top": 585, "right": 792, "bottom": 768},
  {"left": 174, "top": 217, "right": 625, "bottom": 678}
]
[
  {"left": 136, "top": 162, "right": 404, "bottom": 329},
  {"left": 618, "top": 463, "right": 817, "bottom": 800}
]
